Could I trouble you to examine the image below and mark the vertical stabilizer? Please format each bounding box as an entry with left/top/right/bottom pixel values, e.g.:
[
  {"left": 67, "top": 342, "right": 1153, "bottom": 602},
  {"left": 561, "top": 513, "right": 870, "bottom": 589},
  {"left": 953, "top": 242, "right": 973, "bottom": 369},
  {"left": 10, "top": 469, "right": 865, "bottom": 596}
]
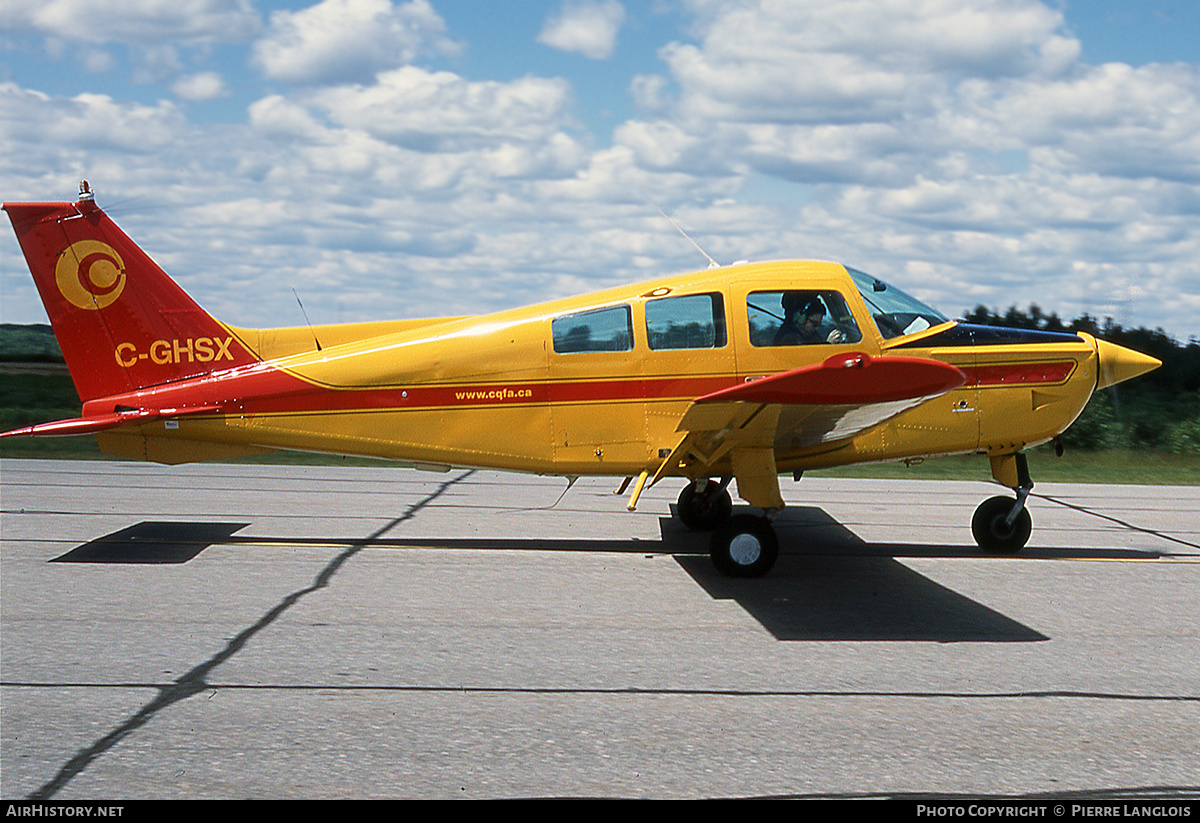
[{"left": 4, "top": 186, "right": 258, "bottom": 401}]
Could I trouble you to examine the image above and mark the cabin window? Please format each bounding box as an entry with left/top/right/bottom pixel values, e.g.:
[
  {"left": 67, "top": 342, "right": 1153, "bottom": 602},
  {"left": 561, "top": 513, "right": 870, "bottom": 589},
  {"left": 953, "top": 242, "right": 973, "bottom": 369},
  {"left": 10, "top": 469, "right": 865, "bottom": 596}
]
[
  {"left": 846, "top": 268, "right": 949, "bottom": 339},
  {"left": 747, "top": 290, "right": 862, "bottom": 347},
  {"left": 552, "top": 305, "right": 634, "bottom": 353},
  {"left": 645, "top": 293, "right": 727, "bottom": 350}
]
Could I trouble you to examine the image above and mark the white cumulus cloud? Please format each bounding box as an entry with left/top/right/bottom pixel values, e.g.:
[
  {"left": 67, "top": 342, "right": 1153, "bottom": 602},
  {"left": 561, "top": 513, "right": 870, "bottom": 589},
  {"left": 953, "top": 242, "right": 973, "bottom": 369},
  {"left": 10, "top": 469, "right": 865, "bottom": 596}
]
[
  {"left": 252, "top": 0, "right": 459, "bottom": 86},
  {"left": 537, "top": 0, "right": 625, "bottom": 60},
  {"left": 171, "top": 71, "right": 228, "bottom": 101},
  {"left": 6, "top": 0, "right": 261, "bottom": 43},
  {"left": 305, "top": 67, "right": 577, "bottom": 151}
]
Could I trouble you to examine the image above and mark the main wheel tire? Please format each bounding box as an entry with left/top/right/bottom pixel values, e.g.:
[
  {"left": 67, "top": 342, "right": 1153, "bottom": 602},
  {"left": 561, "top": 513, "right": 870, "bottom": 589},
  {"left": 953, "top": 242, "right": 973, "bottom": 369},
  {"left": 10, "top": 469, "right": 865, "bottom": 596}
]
[
  {"left": 677, "top": 481, "right": 733, "bottom": 531},
  {"left": 710, "top": 515, "right": 779, "bottom": 577},
  {"left": 971, "top": 495, "right": 1032, "bottom": 554}
]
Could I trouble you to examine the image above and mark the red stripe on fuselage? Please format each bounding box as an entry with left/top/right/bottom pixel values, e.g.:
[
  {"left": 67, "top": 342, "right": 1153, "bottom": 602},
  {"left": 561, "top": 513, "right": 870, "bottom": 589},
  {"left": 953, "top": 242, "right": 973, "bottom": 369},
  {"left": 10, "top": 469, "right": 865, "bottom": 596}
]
[
  {"left": 89, "top": 357, "right": 1077, "bottom": 423},
  {"left": 89, "top": 365, "right": 742, "bottom": 419}
]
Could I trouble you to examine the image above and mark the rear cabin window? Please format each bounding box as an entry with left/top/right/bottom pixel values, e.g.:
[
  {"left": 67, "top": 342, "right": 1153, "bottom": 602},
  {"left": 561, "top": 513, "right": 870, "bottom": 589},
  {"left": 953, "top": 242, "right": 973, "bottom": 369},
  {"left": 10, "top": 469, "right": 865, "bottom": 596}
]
[
  {"left": 747, "top": 290, "right": 862, "bottom": 347},
  {"left": 645, "top": 293, "right": 727, "bottom": 350},
  {"left": 552, "top": 305, "right": 634, "bottom": 353}
]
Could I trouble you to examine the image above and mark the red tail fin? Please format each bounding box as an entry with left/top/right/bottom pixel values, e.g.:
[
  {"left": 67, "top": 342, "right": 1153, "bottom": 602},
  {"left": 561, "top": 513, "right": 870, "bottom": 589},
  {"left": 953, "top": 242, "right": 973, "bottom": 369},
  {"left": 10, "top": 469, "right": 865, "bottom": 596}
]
[{"left": 4, "top": 188, "right": 258, "bottom": 401}]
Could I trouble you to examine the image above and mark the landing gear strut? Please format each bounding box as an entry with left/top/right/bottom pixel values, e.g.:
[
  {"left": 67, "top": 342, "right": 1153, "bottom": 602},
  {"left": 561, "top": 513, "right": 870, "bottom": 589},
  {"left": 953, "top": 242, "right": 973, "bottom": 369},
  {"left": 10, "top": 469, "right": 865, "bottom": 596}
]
[
  {"left": 676, "top": 477, "right": 778, "bottom": 577},
  {"left": 972, "top": 453, "right": 1034, "bottom": 554}
]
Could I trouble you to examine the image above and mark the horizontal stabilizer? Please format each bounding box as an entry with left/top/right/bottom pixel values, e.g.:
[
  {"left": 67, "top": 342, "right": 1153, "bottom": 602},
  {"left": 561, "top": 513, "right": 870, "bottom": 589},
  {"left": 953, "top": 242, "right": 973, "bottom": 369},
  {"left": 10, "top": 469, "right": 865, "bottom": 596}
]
[{"left": 1, "top": 405, "right": 220, "bottom": 438}]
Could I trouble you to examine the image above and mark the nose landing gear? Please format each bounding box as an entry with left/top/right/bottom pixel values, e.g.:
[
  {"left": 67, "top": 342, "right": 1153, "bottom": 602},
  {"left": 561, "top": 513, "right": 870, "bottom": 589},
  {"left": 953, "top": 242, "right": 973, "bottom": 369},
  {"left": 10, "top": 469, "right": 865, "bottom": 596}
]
[
  {"left": 973, "top": 452, "right": 1034, "bottom": 554},
  {"left": 972, "top": 493, "right": 1033, "bottom": 553}
]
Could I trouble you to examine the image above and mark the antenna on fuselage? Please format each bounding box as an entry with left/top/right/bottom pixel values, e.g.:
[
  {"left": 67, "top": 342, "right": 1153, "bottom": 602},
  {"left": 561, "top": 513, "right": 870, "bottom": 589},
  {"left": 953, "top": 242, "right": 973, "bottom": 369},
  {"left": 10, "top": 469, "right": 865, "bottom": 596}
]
[
  {"left": 659, "top": 208, "right": 720, "bottom": 269},
  {"left": 292, "top": 288, "right": 323, "bottom": 352}
]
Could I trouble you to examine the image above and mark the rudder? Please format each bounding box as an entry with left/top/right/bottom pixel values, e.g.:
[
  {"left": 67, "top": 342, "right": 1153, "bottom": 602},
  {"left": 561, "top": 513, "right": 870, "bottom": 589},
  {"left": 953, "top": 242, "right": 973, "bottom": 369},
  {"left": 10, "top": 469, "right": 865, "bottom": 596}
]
[{"left": 4, "top": 185, "right": 258, "bottom": 401}]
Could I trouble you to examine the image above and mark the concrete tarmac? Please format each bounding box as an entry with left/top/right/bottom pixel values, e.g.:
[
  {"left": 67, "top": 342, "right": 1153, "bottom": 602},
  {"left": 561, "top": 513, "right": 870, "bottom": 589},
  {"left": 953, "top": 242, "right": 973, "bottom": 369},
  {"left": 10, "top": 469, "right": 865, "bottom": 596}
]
[{"left": 1, "top": 458, "right": 1197, "bottom": 799}]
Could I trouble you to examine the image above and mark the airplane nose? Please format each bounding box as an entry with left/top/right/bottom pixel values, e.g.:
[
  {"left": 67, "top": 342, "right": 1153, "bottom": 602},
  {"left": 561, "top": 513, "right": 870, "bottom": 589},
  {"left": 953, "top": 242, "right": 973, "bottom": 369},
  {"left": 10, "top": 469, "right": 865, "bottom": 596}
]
[{"left": 1093, "top": 338, "right": 1161, "bottom": 390}]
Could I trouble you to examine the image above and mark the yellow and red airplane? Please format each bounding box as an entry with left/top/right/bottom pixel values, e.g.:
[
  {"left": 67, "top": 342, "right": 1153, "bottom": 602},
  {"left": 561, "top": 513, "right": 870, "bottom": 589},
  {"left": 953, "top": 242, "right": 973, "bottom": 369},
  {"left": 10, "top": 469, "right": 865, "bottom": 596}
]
[{"left": 3, "top": 184, "right": 1161, "bottom": 577}]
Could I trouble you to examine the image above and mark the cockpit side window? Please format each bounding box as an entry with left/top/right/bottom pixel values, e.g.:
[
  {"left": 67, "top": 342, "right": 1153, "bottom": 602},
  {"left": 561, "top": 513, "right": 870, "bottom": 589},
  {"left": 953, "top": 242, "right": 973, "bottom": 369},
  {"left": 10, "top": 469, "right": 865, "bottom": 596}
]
[
  {"left": 747, "top": 290, "right": 862, "bottom": 347},
  {"left": 846, "top": 268, "right": 949, "bottom": 340},
  {"left": 552, "top": 305, "right": 633, "bottom": 353},
  {"left": 645, "top": 293, "right": 727, "bottom": 350}
]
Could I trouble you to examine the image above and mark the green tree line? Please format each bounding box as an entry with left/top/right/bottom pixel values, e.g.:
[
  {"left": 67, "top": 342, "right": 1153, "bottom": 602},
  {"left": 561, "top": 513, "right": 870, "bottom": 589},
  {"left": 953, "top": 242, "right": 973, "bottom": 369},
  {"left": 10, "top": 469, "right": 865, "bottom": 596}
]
[{"left": 0, "top": 323, "right": 62, "bottom": 362}]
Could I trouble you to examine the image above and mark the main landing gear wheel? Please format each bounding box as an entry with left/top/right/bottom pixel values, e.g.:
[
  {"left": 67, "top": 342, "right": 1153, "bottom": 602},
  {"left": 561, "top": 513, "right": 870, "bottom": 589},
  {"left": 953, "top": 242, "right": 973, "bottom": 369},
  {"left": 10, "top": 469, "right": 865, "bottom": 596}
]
[
  {"left": 710, "top": 515, "right": 779, "bottom": 578},
  {"left": 971, "top": 495, "right": 1032, "bottom": 554},
  {"left": 677, "top": 480, "right": 733, "bottom": 531}
]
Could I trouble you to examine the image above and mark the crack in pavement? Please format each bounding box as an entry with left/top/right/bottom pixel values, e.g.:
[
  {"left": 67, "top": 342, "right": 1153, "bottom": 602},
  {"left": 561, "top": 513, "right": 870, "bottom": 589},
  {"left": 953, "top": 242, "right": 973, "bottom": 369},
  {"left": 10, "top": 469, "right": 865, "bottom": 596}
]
[{"left": 1034, "top": 491, "right": 1200, "bottom": 552}]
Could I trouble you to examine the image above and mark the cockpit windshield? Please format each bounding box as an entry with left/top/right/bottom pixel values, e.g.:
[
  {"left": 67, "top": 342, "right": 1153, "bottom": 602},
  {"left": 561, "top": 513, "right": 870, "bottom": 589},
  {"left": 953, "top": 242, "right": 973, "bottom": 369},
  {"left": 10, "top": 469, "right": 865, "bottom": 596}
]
[{"left": 846, "top": 267, "right": 950, "bottom": 340}]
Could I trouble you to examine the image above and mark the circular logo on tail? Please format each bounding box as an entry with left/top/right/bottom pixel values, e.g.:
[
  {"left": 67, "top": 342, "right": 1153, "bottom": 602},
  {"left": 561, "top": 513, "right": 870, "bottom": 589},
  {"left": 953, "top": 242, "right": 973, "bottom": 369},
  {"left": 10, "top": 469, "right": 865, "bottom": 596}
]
[{"left": 56, "top": 240, "right": 126, "bottom": 310}]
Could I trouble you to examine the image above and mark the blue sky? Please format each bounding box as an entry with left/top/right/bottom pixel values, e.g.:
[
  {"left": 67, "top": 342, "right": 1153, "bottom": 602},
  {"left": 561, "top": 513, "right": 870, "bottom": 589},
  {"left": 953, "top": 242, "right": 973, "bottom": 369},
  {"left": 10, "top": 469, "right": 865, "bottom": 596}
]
[{"left": 2, "top": 0, "right": 1198, "bottom": 340}]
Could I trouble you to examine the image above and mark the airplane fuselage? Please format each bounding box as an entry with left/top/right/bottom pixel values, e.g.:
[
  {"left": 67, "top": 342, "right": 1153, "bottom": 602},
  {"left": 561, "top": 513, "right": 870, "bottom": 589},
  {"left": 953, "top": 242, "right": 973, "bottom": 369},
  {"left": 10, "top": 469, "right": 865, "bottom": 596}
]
[{"left": 85, "top": 260, "right": 1098, "bottom": 483}]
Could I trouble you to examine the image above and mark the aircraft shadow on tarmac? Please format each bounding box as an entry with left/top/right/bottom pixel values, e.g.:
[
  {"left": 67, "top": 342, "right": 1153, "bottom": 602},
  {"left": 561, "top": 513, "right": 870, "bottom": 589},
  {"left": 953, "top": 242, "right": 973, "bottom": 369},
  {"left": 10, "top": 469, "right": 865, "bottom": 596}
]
[
  {"left": 668, "top": 506, "right": 1055, "bottom": 643},
  {"left": 51, "top": 521, "right": 251, "bottom": 564},
  {"left": 50, "top": 506, "right": 1164, "bottom": 643}
]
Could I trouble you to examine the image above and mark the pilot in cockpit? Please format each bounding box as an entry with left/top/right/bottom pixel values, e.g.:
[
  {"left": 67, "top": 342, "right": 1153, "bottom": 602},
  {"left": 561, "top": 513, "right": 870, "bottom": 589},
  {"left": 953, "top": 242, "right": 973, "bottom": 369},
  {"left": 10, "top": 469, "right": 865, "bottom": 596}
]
[{"left": 773, "top": 293, "right": 846, "bottom": 345}]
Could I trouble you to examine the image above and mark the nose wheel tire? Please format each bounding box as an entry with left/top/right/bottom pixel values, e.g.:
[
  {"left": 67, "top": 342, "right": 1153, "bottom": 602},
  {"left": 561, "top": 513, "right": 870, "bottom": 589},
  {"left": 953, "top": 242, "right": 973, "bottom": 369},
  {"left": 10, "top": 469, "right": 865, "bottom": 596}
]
[
  {"left": 677, "top": 480, "right": 733, "bottom": 531},
  {"left": 971, "top": 495, "right": 1032, "bottom": 554},
  {"left": 710, "top": 515, "right": 779, "bottom": 577}
]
